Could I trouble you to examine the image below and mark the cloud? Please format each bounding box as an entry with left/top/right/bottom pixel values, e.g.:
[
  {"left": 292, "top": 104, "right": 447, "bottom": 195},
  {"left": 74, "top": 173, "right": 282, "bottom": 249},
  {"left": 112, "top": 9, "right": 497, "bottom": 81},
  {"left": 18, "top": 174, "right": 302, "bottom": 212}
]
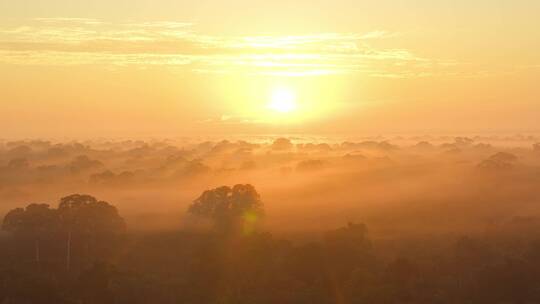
[
  {"left": 359, "top": 30, "right": 393, "bottom": 39},
  {"left": 197, "top": 115, "right": 263, "bottom": 125},
  {"left": 33, "top": 17, "right": 106, "bottom": 26},
  {"left": 0, "top": 19, "right": 459, "bottom": 77}
]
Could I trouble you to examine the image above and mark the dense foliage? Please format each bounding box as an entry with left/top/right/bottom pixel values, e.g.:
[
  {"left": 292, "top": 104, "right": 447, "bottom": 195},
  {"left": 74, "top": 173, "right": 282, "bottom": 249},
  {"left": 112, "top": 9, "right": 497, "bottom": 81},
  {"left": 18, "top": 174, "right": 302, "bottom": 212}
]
[{"left": 2, "top": 187, "right": 540, "bottom": 304}]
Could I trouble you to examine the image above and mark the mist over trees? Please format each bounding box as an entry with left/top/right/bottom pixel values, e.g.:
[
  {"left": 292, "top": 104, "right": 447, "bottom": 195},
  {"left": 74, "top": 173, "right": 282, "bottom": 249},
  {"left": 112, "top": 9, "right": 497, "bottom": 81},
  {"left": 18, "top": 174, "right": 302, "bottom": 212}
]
[
  {"left": 3, "top": 184, "right": 540, "bottom": 303},
  {"left": 1, "top": 135, "right": 540, "bottom": 303}
]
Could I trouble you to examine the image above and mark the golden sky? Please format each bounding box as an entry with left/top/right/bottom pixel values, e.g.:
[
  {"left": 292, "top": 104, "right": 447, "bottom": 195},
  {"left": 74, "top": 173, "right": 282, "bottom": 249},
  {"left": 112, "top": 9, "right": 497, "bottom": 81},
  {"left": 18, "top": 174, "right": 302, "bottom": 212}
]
[{"left": 1, "top": 0, "right": 539, "bottom": 138}]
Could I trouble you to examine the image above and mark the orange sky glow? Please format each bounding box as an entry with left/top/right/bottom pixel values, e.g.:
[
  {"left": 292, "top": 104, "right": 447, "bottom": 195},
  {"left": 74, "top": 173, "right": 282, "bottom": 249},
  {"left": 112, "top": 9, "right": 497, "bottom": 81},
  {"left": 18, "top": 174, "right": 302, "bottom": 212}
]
[{"left": 1, "top": 0, "right": 539, "bottom": 138}]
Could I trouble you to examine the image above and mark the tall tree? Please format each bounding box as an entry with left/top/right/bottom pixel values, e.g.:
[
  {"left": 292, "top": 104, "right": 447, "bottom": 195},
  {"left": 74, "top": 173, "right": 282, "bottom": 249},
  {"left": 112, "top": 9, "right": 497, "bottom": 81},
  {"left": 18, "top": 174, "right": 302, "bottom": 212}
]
[
  {"left": 57, "top": 194, "right": 125, "bottom": 271},
  {"left": 2, "top": 203, "right": 59, "bottom": 265}
]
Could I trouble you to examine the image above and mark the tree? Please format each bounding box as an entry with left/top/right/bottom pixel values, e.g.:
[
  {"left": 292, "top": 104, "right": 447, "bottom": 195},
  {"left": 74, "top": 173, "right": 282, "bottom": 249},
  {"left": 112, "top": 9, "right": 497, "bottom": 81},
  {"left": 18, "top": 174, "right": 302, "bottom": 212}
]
[
  {"left": 323, "top": 222, "right": 375, "bottom": 301},
  {"left": 324, "top": 223, "right": 373, "bottom": 282},
  {"left": 57, "top": 194, "right": 125, "bottom": 271},
  {"left": 271, "top": 138, "right": 293, "bottom": 151},
  {"left": 489, "top": 152, "right": 518, "bottom": 163},
  {"left": 324, "top": 223, "right": 373, "bottom": 271},
  {"left": 383, "top": 258, "right": 420, "bottom": 302},
  {"left": 74, "top": 262, "right": 117, "bottom": 304},
  {"left": 2, "top": 203, "right": 59, "bottom": 265},
  {"left": 188, "top": 184, "right": 264, "bottom": 235}
]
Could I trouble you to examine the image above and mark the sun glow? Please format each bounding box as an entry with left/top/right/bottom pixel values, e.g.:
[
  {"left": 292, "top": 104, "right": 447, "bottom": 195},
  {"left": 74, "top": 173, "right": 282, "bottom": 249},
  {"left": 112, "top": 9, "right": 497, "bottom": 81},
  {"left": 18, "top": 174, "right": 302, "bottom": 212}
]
[{"left": 268, "top": 87, "right": 297, "bottom": 113}]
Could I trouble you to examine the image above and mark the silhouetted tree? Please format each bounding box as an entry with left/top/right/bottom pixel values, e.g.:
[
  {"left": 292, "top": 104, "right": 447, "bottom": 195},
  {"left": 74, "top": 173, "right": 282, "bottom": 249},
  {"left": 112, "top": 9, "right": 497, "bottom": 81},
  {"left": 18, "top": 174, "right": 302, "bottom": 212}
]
[
  {"left": 489, "top": 152, "right": 518, "bottom": 163},
  {"left": 478, "top": 152, "right": 518, "bottom": 171},
  {"left": 189, "top": 184, "right": 264, "bottom": 235},
  {"left": 271, "top": 138, "right": 293, "bottom": 151},
  {"left": 57, "top": 194, "right": 125, "bottom": 271},
  {"left": 0, "top": 270, "right": 67, "bottom": 304},
  {"left": 7, "top": 158, "right": 30, "bottom": 170},
  {"left": 383, "top": 257, "right": 420, "bottom": 302},
  {"left": 323, "top": 222, "right": 375, "bottom": 303},
  {"left": 2, "top": 204, "right": 59, "bottom": 265},
  {"left": 74, "top": 262, "right": 117, "bottom": 304},
  {"left": 296, "top": 159, "right": 325, "bottom": 172}
]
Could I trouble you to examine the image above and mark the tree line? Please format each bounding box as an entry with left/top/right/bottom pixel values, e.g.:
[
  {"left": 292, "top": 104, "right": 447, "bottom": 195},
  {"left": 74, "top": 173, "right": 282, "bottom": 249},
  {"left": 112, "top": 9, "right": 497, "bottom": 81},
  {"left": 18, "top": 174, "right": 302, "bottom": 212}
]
[{"left": 2, "top": 185, "right": 540, "bottom": 303}]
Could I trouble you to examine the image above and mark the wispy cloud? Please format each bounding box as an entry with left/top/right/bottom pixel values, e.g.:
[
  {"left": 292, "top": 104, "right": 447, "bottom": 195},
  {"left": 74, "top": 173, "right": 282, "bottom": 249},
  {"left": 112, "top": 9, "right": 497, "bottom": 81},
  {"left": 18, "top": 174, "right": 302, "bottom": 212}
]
[
  {"left": 0, "top": 18, "right": 459, "bottom": 77},
  {"left": 197, "top": 115, "right": 263, "bottom": 125},
  {"left": 33, "top": 17, "right": 106, "bottom": 26}
]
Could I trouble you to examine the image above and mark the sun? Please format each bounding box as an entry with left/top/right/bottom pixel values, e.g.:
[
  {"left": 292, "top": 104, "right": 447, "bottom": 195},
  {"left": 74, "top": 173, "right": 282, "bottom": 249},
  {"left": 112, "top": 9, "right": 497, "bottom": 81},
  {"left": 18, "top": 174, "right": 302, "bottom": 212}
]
[{"left": 268, "top": 87, "right": 297, "bottom": 113}]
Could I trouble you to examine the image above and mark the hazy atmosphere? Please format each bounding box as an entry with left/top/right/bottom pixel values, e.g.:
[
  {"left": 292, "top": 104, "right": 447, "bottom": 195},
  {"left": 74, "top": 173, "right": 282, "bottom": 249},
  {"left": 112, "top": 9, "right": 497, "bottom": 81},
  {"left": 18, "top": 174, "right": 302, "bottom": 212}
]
[
  {"left": 1, "top": 1, "right": 540, "bottom": 304},
  {"left": 2, "top": 0, "right": 540, "bottom": 137}
]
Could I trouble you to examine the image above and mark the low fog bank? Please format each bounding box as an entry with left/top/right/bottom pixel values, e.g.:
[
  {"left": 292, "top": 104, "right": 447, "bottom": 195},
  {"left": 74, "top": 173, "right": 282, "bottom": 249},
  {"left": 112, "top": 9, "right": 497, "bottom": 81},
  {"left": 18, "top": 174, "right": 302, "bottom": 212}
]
[{"left": 1, "top": 135, "right": 540, "bottom": 239}]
